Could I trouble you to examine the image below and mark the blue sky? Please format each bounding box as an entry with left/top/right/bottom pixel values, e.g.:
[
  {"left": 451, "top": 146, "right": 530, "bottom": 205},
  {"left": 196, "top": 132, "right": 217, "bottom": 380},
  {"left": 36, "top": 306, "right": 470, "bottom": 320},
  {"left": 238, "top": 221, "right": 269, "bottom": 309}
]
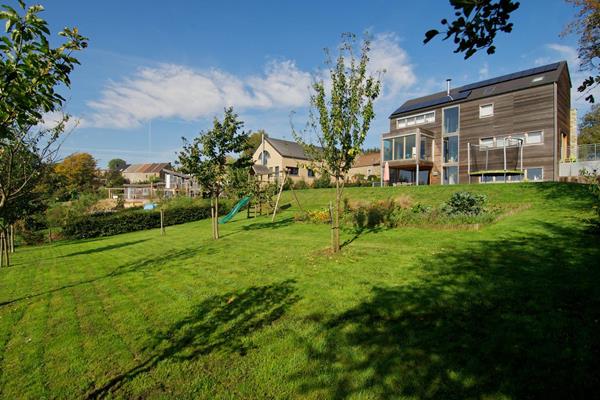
[{"left": 32, "top": 0, "right": 596, "bottom": 166}]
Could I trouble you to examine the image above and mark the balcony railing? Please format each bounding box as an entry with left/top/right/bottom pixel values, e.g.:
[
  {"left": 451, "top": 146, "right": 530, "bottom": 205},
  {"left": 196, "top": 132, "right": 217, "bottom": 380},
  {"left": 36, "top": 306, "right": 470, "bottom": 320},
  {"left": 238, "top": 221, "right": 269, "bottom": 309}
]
[{"left": 565, "top": 144, "right": 600, "bottom": 162}]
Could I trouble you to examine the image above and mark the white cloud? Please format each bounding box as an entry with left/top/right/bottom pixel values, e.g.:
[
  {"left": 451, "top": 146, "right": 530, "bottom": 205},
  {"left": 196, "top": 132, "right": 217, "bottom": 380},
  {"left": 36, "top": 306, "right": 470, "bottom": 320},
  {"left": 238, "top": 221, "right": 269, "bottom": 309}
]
[
  {"left": 83, "top": 60, "right": 313, "bottom": 129},
  {"left": 82, "top": 32, "right": 417, "bottom": 130},
  {"left": 369, "top": 33, "right": 416, "bottom": 99},
  {"left": 478, "top": 63, "right": 489, "bottom": 80},
  {"left": 38, "top": 111, "right": 80, "bottom": 132}
]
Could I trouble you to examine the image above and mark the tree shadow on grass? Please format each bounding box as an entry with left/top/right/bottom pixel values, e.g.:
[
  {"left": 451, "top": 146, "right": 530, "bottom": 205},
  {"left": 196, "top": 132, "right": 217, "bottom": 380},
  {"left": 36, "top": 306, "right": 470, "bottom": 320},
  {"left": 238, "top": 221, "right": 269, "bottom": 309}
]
[
  {"left": 341, "top": 226, "right": 382, "bottom": 249},
  {"left": 60, "top": 239, "right": 150, "bottom": 258},
  {"left": 241, "top": 217, "right": 295, "bottom": 231},
  {"left": 86, "top": 280, "right": 299, "bottom": 399},
  {"left": 295, "top": 221, "right": 600, "bottom": 399},
  {"left": 527, "top": 181, "right": 595, "bottom": 210},
  {"left": 0, "top": 248, "right": 201, "bottom": 308}
]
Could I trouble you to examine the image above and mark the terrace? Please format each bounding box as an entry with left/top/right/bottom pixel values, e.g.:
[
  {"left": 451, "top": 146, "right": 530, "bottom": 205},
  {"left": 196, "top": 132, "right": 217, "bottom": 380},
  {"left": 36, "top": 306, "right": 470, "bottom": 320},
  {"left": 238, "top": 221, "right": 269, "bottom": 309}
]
[{"left": 382, "top": 127, "right": 435, "bottom": 185}]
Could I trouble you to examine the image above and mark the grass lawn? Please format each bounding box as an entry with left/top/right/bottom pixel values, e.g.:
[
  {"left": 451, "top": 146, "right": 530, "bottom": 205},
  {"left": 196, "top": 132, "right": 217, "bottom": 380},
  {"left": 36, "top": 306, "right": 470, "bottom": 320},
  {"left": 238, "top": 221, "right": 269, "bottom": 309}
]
[{"left": 1, "top": 182, "right": 599, "bottom": 399}]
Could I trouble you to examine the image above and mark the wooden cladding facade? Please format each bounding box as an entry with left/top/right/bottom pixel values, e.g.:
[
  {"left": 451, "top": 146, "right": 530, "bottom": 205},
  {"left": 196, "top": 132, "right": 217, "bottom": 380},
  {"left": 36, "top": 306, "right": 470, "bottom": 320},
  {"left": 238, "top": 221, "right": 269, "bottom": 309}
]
[{"left": 382, "top": 67, "right": 571, "bottom": 184}]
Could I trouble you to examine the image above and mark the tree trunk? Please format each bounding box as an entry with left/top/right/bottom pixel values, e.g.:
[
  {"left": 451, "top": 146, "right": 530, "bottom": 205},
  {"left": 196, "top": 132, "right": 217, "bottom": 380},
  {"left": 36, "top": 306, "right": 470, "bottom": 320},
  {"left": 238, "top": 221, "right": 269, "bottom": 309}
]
[
  {"left": 0, "top": 231, "right": 4, "bottom": 267},
  {"left": 210, "top": 198, "right": 216, "bottom": 239},
  {"left": 332, "top": 178, "right": 341, "bottom": 253},
  {"left": 214, "top": 196, "right": 220, "bottom": 239}
]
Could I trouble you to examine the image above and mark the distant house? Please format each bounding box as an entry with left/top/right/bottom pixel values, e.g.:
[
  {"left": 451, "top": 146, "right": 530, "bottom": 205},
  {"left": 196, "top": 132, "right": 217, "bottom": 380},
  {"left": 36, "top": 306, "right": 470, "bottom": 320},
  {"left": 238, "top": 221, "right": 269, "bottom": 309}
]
[
  {"left": 122, "top": 163, "right": 172, "bottom": 183},
  {"left": 116, "top": 163, "right": 199, "bottom": 202},
  {"left": 348, "top": 152, "right": 381, "bottom": 181},
  {"left": 252, "top": 136, "right": 322, "bottom": 183}
]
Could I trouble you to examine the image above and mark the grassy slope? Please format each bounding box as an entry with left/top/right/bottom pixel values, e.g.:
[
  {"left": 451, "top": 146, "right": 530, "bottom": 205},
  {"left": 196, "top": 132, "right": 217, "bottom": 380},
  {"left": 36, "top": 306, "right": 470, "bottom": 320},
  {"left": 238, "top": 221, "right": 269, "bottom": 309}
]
[{"left": 0, "top": 183, "right": 599, "bottom": 399}]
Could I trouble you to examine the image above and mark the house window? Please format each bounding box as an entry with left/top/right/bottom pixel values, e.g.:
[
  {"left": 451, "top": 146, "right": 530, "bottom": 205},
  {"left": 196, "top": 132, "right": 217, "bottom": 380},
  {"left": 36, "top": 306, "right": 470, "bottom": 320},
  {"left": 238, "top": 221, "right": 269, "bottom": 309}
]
[
  {"left": 527, "top": 131, "right": 543, "bottom": 145},
  {"left": 443, "top": 166, "right": 459, "bottom": 185},
  {"left": 443, "top": 136, "right": 459, "bottom": 163},
  {"left": 396, "top": 111, "right": 435, "bottom": 129},
  {"left": 394, "top": 137, "right": 404, "bottom": 160},
  {"left": 404, "top": 135, "right": 416, "bottom": 159},
  {"left": 286, "top": 167, "right": 299, "bottom": 176},
  {"left": 383, "top": 139, "right": 393, "bottom": 161},
  {"left": 443, "top": 106, "right": 459, "bottom": 134},
  {"left": 479, "top": 103, "right": 494, "bottom": 118},
  {"left": 307, "top": 169, "right": 315, "bottom": 178},
  {"left": 526, "top": 167, "right": 543, "bottom": 181},
  {"left": 260, "top": 150, "right": 270, "bottom": 166}
]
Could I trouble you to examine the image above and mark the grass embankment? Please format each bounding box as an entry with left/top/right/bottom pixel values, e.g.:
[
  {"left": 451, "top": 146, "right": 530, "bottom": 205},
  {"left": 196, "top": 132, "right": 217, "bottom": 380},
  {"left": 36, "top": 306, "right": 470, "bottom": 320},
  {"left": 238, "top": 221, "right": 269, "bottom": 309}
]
[{"left": 1, "top": 183, "right": 599, "bottom": 399}]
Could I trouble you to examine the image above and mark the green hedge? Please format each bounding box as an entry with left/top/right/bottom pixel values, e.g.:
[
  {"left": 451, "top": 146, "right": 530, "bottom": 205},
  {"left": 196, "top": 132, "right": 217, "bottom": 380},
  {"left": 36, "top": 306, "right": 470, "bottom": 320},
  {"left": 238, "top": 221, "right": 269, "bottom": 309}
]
[{"left": 63, "top": 203, "right": 232, "bottom": 239}]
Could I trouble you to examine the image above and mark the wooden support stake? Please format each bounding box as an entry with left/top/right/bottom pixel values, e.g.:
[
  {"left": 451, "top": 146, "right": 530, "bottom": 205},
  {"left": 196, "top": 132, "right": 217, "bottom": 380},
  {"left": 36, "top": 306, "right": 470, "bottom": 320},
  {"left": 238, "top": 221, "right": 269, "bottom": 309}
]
[
  {"left": 271, "top": 172, "right": 286, "bottom": 222},
  {"left": 0, "top": 232, "right": 4, "bottom": 267},
  {"left": 160, "top": 209, "right": 165, "bottom": 236},
  {"left": 10, "top": 225, "right": 14, "bottom": 253}
]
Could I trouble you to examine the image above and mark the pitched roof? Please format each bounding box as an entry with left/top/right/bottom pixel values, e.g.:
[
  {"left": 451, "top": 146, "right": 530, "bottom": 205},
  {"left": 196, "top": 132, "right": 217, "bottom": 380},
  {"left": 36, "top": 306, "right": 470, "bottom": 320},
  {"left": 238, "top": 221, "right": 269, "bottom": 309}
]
[
  {"left": 390, "top": 61, "right": 570, "bottom": 118},
  {"left": 265, "top": 137, "right": 322, "bottom": 160},
  {"left": 354, "top": 152, "right": 381, "bottom": 167},
  {"left": 122, "top": 163, "right": 171, "bottom": 174}
]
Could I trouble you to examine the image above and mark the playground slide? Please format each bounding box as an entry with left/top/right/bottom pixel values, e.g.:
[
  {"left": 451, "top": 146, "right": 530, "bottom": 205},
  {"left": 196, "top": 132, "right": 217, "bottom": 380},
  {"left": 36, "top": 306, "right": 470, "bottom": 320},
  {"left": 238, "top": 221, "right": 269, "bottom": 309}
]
[{"left": 218, "top": 195, "right": 252, "bottom": 224}]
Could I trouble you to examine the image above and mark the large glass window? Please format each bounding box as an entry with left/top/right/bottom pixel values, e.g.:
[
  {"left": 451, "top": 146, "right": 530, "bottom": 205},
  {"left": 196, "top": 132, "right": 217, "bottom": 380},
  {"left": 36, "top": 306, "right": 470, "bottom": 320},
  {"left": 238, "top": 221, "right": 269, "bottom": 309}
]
[
  {"left": 444, "top": 136, "right": 459, "bottom": 163},
  {"left": 443, "top": 166, "right": 459, "bottom": 185},
  {"left": 420, "top": 137, "right": 427, "bottom": 160},
  {"left": 394, "top": 138, "right": 404, "bottom": 161},
  {"left": 405, "top": 135, "right": 416, "bottom": 159},
  {"left": 383, "top": 139, "right": 393, "bottom": 161},
  {"left": 443, "top": 106, "right": 459, "bottom": 134}
]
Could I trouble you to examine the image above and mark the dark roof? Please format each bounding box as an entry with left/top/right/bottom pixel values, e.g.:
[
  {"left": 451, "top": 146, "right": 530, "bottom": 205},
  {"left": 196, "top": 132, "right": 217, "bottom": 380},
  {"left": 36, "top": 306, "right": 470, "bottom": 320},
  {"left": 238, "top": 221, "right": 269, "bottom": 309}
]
[
  {"left": 390, "top": 61, "right": 570, "bottom": 118},
  {"left": 123, "top": 163, "right": 171, "bottom": 174},
  {"left": 265, "top": 137, "right": 322, "bottom": 160},
  {"left": 251, "top": 164, "right": 270, "bottom": 175}
]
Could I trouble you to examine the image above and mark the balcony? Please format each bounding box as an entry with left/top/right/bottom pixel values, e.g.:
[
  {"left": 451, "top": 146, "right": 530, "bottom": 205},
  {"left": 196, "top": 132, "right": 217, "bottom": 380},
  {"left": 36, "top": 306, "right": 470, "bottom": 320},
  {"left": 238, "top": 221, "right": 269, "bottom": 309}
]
[
  {"left": 382, "top": 128, "right": 435, "bottom": 168},
  {"left": 559, "top": 143, "right": 600, "bottom": 178}
]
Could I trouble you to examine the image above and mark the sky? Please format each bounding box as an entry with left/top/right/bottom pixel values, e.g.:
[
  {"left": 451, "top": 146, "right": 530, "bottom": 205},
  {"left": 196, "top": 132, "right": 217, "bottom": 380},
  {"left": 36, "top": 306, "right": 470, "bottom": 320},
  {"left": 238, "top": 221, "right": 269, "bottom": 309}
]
[{"left": 28, "top": 0, "right": 598, "bottom": 167}]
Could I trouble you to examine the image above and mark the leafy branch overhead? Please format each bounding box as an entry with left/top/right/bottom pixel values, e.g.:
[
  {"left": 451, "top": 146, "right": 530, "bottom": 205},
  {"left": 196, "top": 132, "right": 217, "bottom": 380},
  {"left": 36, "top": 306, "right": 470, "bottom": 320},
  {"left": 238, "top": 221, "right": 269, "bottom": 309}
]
[{"left": 424, "top": 0, "right": 520, "bottom": 59}]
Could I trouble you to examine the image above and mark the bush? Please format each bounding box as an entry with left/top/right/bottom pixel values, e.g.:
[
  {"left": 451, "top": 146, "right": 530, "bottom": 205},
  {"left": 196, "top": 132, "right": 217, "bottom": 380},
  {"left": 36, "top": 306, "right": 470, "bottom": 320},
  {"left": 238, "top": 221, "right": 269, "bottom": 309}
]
[
  {"left": 293, "top": 179, "right": 309, "bottom": 190},
  {"left": 442, "top": 191, "right": 487, "bottom": 216},
  {"left": 350, "top": 199, "right": 395, "bottom": 230},
  {"left": 63, "top": 202, "right": 232, "bottom": 239},
  {"left": 313, "top": 171, "right": 331, "bottom": 189}
]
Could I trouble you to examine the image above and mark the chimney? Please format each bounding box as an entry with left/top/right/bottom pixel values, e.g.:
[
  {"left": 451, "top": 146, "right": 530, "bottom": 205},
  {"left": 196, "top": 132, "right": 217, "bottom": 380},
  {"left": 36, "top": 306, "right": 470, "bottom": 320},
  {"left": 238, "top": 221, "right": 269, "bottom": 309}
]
[{"left": 446, "top": 78, "right": 452, "bottom": 96}]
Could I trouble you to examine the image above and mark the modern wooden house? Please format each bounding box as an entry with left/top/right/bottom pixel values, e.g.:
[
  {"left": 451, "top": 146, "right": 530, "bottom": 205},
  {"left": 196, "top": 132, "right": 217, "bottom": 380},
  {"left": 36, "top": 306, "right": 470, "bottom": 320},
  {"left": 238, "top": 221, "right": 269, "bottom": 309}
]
[{"left": 382, "top": 61, "right": 571, "bottom": 185}]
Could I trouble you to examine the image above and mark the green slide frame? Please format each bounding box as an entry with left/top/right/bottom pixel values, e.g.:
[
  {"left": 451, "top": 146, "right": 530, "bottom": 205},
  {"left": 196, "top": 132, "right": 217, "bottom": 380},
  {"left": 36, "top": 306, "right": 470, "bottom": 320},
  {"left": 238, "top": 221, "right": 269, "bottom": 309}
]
[{"left": 218, "top": 195, "right": 252, "bottom": 224}]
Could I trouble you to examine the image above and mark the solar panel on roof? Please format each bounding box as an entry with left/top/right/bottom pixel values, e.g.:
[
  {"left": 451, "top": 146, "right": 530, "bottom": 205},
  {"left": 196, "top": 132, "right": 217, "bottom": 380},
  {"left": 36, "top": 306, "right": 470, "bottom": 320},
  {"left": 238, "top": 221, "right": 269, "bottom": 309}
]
[
  {"left": 391, "top": 90, "right": 471, "bottom": 116},
  {"left": 459, "top": 62, "right": 560, "bottom": 92}
]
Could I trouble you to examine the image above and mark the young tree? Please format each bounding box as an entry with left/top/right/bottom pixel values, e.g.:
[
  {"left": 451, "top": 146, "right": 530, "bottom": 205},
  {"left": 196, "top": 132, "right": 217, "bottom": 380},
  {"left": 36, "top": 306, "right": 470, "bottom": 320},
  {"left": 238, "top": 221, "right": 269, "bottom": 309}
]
[
  {"left": 178, "top": 107, "right": 251, "bottom": 239},
  {"left": 294, "top": 33, "right": 381, "bottom": 253},
  {"left": 578, "top": 104, "right": 600, "bottom": 144},
  {"left": 0, "top": 1, "right": 87, "bottom": 266}
]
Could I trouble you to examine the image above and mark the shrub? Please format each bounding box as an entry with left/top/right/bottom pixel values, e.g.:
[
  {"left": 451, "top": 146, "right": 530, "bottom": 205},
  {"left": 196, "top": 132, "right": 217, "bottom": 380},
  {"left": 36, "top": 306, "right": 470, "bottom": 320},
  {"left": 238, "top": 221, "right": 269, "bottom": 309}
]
[
  {"left": 442, "top": 191, "right": 487, "bottom": 216},
  {"left": 63, "top": 202, "right": 232, "bottom": 239},
  {"left": 350, "top": 199, "right": 395, "bottom": 230},
  {"left": 313, "top": 171, "right": 331, "bottom": 189},
  {"left": 293, "top": 179, "right": 309, "bottom": 190}
]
